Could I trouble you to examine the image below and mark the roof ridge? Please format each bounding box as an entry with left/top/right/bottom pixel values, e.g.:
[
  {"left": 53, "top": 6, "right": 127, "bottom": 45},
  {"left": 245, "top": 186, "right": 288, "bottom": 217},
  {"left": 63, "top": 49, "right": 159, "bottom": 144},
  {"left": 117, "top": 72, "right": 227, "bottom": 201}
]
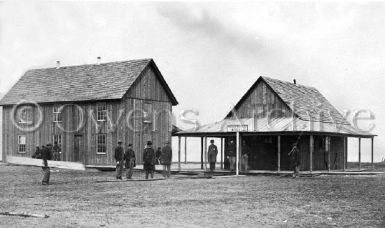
[
  {"left": 260, "top": 75, "right": 316, "bottom": 90},
  {"left": 28, "top": 58, "right": 153, "bottom": 71}
]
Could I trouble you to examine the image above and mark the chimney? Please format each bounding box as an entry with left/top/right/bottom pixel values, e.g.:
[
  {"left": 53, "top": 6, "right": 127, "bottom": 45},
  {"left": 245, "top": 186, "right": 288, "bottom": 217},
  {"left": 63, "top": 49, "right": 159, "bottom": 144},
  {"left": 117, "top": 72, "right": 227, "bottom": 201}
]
[
  {"left": 97, "top": 56, "right": 101, "bottom": 65},
  {"left": 56, "top": 60, "right": 60, "bottom": 69},
  {"left": 293, "top": 79, "right": 296, "bottom": 84}
]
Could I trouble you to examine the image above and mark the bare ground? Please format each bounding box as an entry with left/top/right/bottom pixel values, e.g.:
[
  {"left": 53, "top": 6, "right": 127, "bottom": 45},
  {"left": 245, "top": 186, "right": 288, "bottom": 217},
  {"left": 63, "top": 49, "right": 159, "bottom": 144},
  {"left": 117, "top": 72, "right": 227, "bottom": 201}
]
[{"left": 0, "top": 164, "right": 384, "bottom": 227}]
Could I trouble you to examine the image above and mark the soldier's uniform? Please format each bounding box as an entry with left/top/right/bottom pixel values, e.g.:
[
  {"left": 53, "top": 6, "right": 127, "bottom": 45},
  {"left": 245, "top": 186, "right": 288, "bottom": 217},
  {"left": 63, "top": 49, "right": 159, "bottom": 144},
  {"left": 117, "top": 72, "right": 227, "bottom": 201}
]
[
  {"left": 289, "top": 144, "right": 301, "bottom": 178},
  {"left": 41, "top": 145, "right": 52, "bottom": 185},
  {"left": 143, "top": 141, "right": 155, "bottom": 179},
  {"left": 208, "top": 141, "right": 218, "bottom": 175},
  {"left": 160, "top": 142, "right": 172, "bottom": 178},
  {"left": 124, "top": 144, "right": 136, "bottom": 179},
  {"left": 114, "top": 142, "right": 124, "bottom": 180}
]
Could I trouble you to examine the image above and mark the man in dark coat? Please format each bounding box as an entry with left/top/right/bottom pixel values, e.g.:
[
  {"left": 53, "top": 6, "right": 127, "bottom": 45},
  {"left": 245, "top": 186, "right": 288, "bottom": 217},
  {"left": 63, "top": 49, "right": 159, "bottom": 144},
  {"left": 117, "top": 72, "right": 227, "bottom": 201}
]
[
  {"left": 41, "top": 145, "right": 52, "bottom": 185},
  {"left": 241, "top": 140, "right": 249, "bottom": 172},
  {"left": 288, "top": 143, "right": 301, "bottom": 178},
  {"left": 227, "top": 140, "right": 236, "bottom": 171},
  {"left": 114, "top": 141, "right": 124, "bottom": 180},
  {"left": 208, "top": 140, "right": 218, "bottom": 175},
  {"left": 52, "top": 142, "right": 61, "bottom": 161},
  {"left": 143, "top": 141, "right": 155, "bottom": 179},
  {"left": 32, "top": 146, "right": 42, "bottom": 159},
  {"left": 160, "top": 141, "right": 172, "bottom": 178},
  {"left": 124, "top": 143, "right": 136, "bottom": 179}
]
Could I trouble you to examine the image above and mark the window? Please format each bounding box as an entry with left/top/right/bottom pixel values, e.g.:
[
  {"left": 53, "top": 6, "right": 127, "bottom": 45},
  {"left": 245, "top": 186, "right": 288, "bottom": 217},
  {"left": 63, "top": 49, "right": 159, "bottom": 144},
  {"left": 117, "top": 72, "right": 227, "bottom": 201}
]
[
  {"left": 18, "top": 106, "right": 32, "bottom": 124},
  {"left": 53, "top": 135, "right": 62, "bottom": 147},
  {"left": 18, "top": 135, "right": 26, "bottom": 153},
  {"left": 97, "top": 103, "right": 107, "bottom": 121},
  {"left": 143, "top": 103, "right": 153, "bottom": 123},
  {"left": 53, "top": 106, "right": 63, "bottom": 122},
  {"left": 97, "top": 134, "right": 107, "bottom": 154}
]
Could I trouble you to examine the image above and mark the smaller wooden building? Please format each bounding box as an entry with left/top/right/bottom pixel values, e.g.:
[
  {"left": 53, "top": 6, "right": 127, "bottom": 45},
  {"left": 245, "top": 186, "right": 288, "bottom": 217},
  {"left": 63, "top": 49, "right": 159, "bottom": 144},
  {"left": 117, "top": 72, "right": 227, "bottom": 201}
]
[
  {"left": 175, "top": 76, "right": 375, "bottom": 172},
  {"left": 0, "top": 58, "right": 178, "bottom": 166}
]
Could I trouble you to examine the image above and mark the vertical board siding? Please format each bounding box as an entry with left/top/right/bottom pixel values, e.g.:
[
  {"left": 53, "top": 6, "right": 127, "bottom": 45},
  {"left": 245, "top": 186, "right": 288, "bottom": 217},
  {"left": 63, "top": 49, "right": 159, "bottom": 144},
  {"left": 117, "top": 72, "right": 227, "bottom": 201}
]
[
  {"left": 2, "top": 65, "right": 174, "bottom": 166},
  {"left": 232, "top": 81, "right": 292, "bottom": 119}
]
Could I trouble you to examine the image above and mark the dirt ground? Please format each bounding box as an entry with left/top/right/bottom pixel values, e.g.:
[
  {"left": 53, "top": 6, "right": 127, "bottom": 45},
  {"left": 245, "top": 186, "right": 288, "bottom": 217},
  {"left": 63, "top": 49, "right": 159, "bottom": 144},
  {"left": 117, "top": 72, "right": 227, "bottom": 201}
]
[{"left": 0, "top": 164, "right": 384, "bottom": 227}]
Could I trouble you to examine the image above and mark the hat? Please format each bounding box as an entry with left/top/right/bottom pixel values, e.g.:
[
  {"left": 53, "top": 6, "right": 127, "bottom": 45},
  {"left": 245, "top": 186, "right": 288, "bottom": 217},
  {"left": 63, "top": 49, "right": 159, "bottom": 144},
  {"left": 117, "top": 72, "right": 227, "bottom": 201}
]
[
  {"left": 147, "top": 141, "right": 152, "bottom": 145},
  {"left": 128, "top": 143, "right": 133, "bottom": 146},
  {"left": 210, "top": 140, "right": 214, "bottom": 143},
  {"left": 118, "top": 141, "right": 122, "bottom": 144}
]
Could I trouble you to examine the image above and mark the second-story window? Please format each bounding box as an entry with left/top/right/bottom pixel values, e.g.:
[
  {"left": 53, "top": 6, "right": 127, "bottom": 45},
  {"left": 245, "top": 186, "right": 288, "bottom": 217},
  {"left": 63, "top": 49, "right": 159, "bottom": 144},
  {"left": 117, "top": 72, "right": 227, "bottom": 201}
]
[
  {"left": 53, "top": 106, "right": 63, "bottom": 122},
  {"left": 97, "top": 103, "right": 107, "bottom": 121}
]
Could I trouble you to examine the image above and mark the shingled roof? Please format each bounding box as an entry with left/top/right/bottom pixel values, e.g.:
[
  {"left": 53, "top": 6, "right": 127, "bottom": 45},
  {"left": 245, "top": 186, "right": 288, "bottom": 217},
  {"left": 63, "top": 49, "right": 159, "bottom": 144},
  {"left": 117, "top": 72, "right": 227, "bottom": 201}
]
[
  {"left": 227, "top": 76, "right": 350, "bottom": 125},
  {"left": 0, "top": 58, "right": 178, "bottom": 105}
]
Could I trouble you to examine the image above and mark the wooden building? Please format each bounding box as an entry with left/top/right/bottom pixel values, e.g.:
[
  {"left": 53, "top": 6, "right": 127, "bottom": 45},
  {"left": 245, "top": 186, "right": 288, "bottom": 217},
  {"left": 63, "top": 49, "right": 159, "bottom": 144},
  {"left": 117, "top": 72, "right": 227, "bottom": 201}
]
[
  {"left": 0, "top": 58, "right": 178, "bottom": 166},
  {"left": 175, "top": 76, "right": 375, "bottom": 172}
]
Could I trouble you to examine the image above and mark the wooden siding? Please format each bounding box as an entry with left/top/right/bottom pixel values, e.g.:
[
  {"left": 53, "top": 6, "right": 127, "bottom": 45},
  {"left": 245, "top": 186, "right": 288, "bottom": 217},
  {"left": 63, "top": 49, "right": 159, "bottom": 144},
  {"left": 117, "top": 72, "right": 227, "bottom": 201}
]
[
  {"left": 230, "top": 80, "right": 292, "bottom": 119},
  {"left": 2, "top": 64, "right": 174, "bottom": 165}
]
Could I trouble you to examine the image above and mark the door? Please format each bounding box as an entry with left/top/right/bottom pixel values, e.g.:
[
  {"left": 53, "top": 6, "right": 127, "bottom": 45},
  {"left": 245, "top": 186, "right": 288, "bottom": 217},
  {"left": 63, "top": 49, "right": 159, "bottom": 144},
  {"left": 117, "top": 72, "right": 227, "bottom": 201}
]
[{"left": 74, "top": 135, "right": 83, "bottom": 162}]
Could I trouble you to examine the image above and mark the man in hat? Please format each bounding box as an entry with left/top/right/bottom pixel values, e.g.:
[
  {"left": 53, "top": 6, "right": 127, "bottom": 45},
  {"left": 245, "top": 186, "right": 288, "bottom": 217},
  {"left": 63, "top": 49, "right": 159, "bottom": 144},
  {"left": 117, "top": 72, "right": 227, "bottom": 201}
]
[
  {"left": 124, "top": 143, "right": 136, "bottom": 179},
  {"left": 143, "top": 141, "right": 155, "bottom": 179},
  {"left": 114, "top": 141, "right": 124, "bottom": 180},
  {"left": 41, "top": 144, "right": 52, "bottom": 185},
  {"left": 227, "top": 139, "right": 236, "bottom": 171},
  {"left": 207, "top": 139, "right": 218, "bottom": 176},
  {"left": 288, "top": 142, "right": 300, "bottom": 178},
  {"left": 160, "top": 141, "right": 172, "bottom": 178},
  {"left": 241, "top": 140, "right": 249, "bottom": 172}
]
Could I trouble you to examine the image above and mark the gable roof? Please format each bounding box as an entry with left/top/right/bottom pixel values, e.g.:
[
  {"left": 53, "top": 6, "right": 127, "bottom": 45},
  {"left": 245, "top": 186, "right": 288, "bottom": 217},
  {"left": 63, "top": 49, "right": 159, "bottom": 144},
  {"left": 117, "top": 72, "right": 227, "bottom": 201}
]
[
  {"left": 226, "top": 76, "right": 349, "bottom": 125},
  {"left": 0, "top": 59, "right": 178, "bottom": 105}
]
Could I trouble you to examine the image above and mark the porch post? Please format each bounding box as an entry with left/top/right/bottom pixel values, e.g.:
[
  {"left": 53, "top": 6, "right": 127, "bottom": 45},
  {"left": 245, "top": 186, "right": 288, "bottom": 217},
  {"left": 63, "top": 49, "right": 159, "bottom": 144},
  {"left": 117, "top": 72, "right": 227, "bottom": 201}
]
[
  {"left": 220, "top": 137, "right": 224, "bottom": 169},
  {"left": 277, "top": 135, "right": 281, "bottom": 172},
  {"left": 327, "top": 136, "right": 331, "bottom": 172},
  {"left": 358, "top": 137, "right": 361, "bottom": 170},
  {"left": 184, "top": 137, "right": 187, "bottom": 164},
  {"left": 204, "top": 137, "right": 208, "bottom": 170},
  {"left": 343, "top": 137, "right": 346, "bottom": 171},
  {"left": 371, "top": 137, "right": 374, "bottom": 169},
  {"left": 200, "top": 137, "right": 204, "bottom": 169},
  {"left": 178, "top": 136, "right": 181, "bottom": 171},
  {"left": 236, "top": 132, "right": 240, "bottom": 176},
  {"left": 310, "top": 135, "right": 314, "bottom": 173}
]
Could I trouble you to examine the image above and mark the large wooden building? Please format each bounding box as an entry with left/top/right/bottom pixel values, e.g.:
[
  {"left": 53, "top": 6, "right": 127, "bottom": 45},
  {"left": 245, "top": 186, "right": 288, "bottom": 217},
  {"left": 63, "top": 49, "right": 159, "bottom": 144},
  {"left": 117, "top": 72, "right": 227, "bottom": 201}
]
[
  {"left": 0, "top": 58, "right": 178, "bottom": 166},
  {"left": 176, "top": 76, "right": 375, "bottom": 172}
]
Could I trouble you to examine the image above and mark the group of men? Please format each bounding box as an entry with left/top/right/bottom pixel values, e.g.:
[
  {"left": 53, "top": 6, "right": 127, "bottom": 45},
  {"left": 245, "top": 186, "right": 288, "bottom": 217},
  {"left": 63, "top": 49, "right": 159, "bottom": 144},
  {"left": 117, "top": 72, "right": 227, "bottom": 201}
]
[
  {"left": 114, "top": 140, "right": 173, "bottom": 180},
  {"left": 32, "top": 143, "right": 61, "bottom": 185}
]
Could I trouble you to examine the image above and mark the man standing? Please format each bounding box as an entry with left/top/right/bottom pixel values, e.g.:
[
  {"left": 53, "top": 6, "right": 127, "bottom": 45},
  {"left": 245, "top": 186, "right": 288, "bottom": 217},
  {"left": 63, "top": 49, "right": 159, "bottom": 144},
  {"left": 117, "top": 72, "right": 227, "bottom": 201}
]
[
  {"left": 160, "top": 141, "right": 172, "bottom": 178},
  {"left": 288, "top": 143, "right": 300, "bottom": 178},
  {"left": 241, "top": 140, "right": 249, "bottom": 172},
  {"left": 143, "top": 141, "right": 155, "bottom": 179},
  {"left": 207, "top": 140, "right": 218, "bottom": 176},
  {"left": 114, "top": 141, "right": 124, "bottom": 180},
  {"left": 41, "top": 145, "right": 52, "bottom": 185},
  {"left": 124, "top": 143, "right": 136, "bottom": 179},
  {"left": 53, "top": 142, "right": 61, "bottom": 161},
  {"left": 227, "top": 139, "right": 236, "bottom": 171}
]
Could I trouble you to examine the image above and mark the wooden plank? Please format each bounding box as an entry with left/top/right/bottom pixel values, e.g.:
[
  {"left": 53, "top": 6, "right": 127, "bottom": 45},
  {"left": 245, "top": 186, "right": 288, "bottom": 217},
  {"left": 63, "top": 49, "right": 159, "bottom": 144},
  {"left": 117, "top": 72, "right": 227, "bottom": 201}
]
[
  {"left": 343, "top": 137, "right": 346, "bottom": 171},
  {"left": 201, "top": 137, "right": 203, "bottom": 169},
  {"left": 236, "top": 132, "right": 240, "bottom": 175},
  {"left": 7, "top": 156, "right": 85, "bottom": 170},
  {"left": 277, "top": 135, "right": 281, "bottom": 172},
  {"left": 220, "top": 138, "right": 223, "bottom": 169},
  {"left": 184, "top": 136, "right": 187, "bottom": 164},
  {"left": 327, "top": 136, "right": 331, "bottom": 172},
  {"left": 178, "top": 136, "right": 181, "bottom": 171},
  {"left": 371, "top": 137, "right": 374, "bottom": 169},
  {"left": 358, "top": 137, "right": 361, "bottom": 170},
  {"left": 309, "top": 135, "right": 314, "bottom": 172}
]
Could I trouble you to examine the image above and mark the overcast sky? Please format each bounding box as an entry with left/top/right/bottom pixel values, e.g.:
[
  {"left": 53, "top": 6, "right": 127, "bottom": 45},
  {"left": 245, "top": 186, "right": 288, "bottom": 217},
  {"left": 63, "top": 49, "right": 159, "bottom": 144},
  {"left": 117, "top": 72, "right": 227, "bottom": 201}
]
[{"left": 0, "top": 1, "right": 383, "bottom": 162}]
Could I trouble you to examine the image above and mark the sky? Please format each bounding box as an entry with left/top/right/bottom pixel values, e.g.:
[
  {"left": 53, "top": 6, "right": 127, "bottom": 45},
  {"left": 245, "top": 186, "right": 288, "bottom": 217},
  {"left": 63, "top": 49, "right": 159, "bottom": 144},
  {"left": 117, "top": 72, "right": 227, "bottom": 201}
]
[{"left": 0, "top": 1, "right": 383, "bottom": 162}]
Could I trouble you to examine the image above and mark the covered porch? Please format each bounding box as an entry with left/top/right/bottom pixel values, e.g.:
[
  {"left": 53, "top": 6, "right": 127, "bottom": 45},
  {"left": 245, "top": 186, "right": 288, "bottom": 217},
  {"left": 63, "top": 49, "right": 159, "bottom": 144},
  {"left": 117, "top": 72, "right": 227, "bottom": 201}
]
[{"left": 173, "top": 117, "right": 377, "bottom": 175}]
